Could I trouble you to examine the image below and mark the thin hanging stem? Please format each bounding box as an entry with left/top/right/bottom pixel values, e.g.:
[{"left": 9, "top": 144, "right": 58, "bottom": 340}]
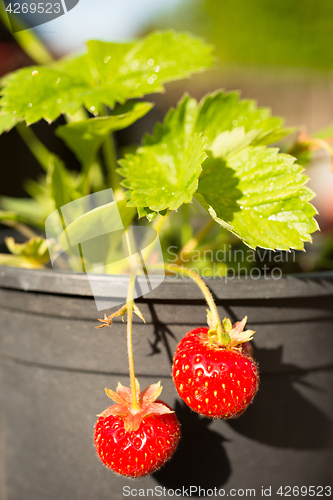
[
  {"left": 176, "top": 218, "right": 215, "bottom": 265},
  {"left": 126, "top": 270, "right": 140, "bottom": 411},
  {"left": 124, "top": 228, "right": 141, "bottom": 411}
]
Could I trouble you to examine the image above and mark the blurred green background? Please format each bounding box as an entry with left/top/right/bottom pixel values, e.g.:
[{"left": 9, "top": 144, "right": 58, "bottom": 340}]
[{"left": 149, "top": 0, "right": 333, "bottom": 70}]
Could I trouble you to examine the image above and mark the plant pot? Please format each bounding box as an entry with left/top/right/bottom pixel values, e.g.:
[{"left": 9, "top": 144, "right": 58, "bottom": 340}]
[{"left": 0, "top": 265, "right": 333, "bottom": 500}]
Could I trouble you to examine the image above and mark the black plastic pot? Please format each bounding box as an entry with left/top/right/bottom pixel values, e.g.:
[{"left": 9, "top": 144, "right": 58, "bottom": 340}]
[{"left": 0, "top": 266, "right": 332, "bottom": 500}]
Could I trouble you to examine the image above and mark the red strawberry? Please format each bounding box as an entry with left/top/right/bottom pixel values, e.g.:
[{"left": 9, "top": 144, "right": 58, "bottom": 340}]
[
  {"left": 172, "top": 317, "right": 259, "bottom": 419},
  {"left": 94, "top": 380, "right": 180, "bottom": 477}
]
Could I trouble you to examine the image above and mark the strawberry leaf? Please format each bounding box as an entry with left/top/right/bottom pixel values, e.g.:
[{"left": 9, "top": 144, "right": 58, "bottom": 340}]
[
  {"left": 118, "top": 91, "right": 292, "bottom": 218},
  {"left": 195, "top": 90, "right": 294, "bottom": 146},
  {"left": 0, "top": 31, "right": 214, "bottom": 124},
  {"left": 118, "top": 96, "right": 207, "bottom": 212},
  {"left": 209, "top": 127, "right": 261, "bottom": 158},
  {"left": 195, "top": 146, "right": 318, "bottom": 250}
]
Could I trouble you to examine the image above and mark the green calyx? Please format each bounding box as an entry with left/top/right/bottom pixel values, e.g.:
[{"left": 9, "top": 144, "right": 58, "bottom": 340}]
[
  {"left": 207, "top": 326, "right": 231, "bottom": 347},
  {"left": 207, "top": 315, "right": 256, "bottom": 349},
  {"left": 206, "top": 308, "right": 231, "bottom": 346}
]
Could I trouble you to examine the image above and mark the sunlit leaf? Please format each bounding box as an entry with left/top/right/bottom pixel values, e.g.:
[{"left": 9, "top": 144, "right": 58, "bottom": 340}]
[
  {"left": 0, "top": 31, "right": 214, "bottom": 124},
  {"left": 195, "top": 146, "right": 318, "bottom": 250},
  {"left": 194, "top": 90, "right": 293, "bottom": 146},
  {"left": 118, "top": 96, "right": 207, "bottom": 212},
  {"left": 118, "top": 91, "right": 292, "bottom": 219}
]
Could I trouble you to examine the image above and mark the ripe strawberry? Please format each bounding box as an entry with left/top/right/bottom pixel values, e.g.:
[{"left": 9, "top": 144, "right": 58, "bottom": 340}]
[
  {"left": 172, "top": 317, "right": 259, "bottom": 419},
  {"left": 94, "top": 380, "right": 180, "bottom": 477}
]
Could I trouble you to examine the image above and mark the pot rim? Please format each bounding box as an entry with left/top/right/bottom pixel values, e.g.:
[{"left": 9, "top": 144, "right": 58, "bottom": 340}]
[{"left": 0, "top": 265, "right": 333, "bottom": 300}]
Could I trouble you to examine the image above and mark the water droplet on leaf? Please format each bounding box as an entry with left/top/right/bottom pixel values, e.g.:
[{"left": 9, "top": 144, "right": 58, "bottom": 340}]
[
  {"left": 32, "top": 70, "right": 38, "bottom": 77},
  {"left": 147, "top": 58, "right": 155, "bottom": 66}
]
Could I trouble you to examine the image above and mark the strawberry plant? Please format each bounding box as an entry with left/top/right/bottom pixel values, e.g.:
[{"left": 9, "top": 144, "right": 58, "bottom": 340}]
[
  {"left": 0, "top": 30, "right": 320, "bottom": 261},
  {"left": 0, "top": 23, "right": 329, "bottom": 480}
]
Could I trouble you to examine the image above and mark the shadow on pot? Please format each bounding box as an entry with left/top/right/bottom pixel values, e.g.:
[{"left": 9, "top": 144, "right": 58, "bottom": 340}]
[
  {"left": 153, "top": 401, "right": 231, "bottom": 491},
  {"left": 147, "top": 303, "right": 177, "bottom": 364},
  {"left": 227, "top": 345, "right": 333, "bottom": 449}
]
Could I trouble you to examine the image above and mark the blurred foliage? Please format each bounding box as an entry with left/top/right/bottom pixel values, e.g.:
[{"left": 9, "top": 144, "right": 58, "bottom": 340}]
[{"left": 151, "top": 0, "right": 333, "bottom": 70}]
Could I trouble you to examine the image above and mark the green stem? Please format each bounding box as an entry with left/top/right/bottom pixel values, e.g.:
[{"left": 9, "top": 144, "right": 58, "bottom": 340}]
[
  {"left": 124, "top": 228, "right": 141, "bottom": 411},
  {"left": 16, "top": 123, "right": 51, "bottom": 172},
  {"left": 176, "top": 218, "right": 215, "bottom": 265},
  {"left": 151, "top": 263, "right": 230, "bottom": 346},
  {"left": 126, "top": 270, "right": 140, "bottom": 411},
  {"left": 0, "top": 4, "right": 53, "bottom": 65}
]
